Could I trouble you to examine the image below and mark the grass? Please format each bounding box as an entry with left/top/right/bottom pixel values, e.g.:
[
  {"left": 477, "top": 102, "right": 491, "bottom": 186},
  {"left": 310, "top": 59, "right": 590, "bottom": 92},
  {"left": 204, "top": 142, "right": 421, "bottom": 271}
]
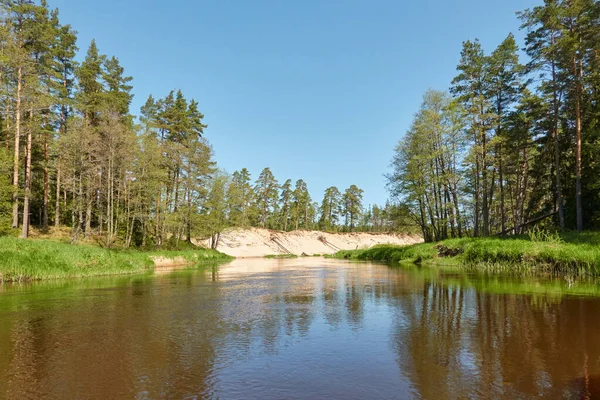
[
  {"left": 0, "top": 236, "right": 233, "bottom": 283},
  {"left": 329, "top": 242, "right": 437, "bottom": 264},
  {"left": 329, "top": 232, "right": 600, "bottom": 277},
  {"left": 264, "top": 254, "right": 299, "bottom": 259}
]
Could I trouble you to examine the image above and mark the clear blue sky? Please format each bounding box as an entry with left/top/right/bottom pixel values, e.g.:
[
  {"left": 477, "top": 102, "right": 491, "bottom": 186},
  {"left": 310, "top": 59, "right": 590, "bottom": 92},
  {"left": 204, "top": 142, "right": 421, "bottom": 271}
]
[{"left": 50, "top": 0, "right": 539, "bottom": 207}]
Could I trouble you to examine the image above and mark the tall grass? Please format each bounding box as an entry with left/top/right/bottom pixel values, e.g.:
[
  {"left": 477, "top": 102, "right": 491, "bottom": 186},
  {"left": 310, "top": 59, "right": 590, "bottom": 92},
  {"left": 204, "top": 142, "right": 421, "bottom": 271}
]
[
  {"left": 330, "top": 232, "right": 600, "bottom": 277},
  {"left": 332, "top": 242, "right": 438, "bottom": 264},
  {"left": 0, "top": 236, "right": 232, "bottom": 283}
]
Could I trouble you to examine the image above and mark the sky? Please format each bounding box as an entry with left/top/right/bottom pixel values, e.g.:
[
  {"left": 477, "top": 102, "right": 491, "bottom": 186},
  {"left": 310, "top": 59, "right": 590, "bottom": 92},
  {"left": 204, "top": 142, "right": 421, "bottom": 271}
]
[{"left": 50, "top": 0, "right": 540, "bottom": 207}]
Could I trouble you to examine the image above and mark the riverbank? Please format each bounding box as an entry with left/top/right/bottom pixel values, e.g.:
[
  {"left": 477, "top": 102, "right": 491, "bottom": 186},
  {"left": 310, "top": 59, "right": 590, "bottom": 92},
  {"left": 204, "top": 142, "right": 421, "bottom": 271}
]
[
  {"left": 199, "top": 227, "right": 422, "bottom": 257},
  {"left": 0, "top": 236, "right": 232, "bottom": 283},
  {"left": 330, "top": 232, "right": 600, "bottom": 276}
]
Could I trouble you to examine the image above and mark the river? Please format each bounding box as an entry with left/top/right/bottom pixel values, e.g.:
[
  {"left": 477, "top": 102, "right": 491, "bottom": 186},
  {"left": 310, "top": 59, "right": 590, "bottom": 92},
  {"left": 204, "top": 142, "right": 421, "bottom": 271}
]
[{"left": 1, "top": 258, "right": 600, "bottom": 399}]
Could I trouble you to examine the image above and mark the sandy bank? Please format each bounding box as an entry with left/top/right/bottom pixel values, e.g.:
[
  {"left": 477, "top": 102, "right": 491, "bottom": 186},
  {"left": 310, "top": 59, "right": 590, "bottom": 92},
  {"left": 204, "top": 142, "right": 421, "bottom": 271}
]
[{"left": 199, "top": 228, "right": 422, "bottom": 258}]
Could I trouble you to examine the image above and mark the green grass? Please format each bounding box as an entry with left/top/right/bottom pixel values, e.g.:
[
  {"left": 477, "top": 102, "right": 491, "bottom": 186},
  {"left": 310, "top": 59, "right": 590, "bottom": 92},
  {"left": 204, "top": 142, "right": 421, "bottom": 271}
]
[
  {"left": 0, "top": 236, "right": 233, "bottom": 283},
  {"left": 329, "top": 232, "right": 600, "bottom": 277},
  {"left": 329, "top": 242, "right": 438, "bottom": 264},
  {"left": 264, "top": 254, "right": 299, "bottom": 259}
]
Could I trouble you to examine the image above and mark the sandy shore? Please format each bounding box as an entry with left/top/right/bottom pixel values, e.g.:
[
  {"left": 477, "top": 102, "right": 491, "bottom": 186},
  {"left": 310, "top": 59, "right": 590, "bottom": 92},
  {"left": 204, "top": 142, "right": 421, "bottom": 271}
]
[{"left": 199, "top": 228, "right": 422, "bottom": 258}]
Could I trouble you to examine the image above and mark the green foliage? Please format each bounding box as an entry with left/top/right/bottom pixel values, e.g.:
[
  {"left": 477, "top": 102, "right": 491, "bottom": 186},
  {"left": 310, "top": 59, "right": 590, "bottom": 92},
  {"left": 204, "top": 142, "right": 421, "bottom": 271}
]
[
  {"left": 278, "top": 178, "right": 293, "bottom": 230},
  {"left": 391, "top": 0, "right": 600, "bottom": 238},
  {"left": 319, "top": 186, "right": 341, "bottom": 231},
  {"left": 388, "top": 90, "right": 466, "bottom": 241},
  {"left": 342, "top": 185, "right": 363, "bottom": 232},
  {"left": 200, "top": 171, "right": 230, "bottom": 248},
  {"left": 254, "top": 167, "right": 279, "bottom": 229},
  {"left": 291, "top": 179, "right": 311, "bottom": 230},
  {"left": 227, "top": 168, "right": 253, "bottom": 227}
]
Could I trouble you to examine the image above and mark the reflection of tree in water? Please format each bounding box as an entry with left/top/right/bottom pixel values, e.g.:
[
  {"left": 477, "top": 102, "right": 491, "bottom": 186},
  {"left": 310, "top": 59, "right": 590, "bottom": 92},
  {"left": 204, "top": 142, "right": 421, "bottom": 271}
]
[
  {"left": 4, "top": 264, "right": 600, "bottom": 399},
  {"left": 1, "top": 271, "right": 224, "bottom": 399},
  {"left": 224, "top": 270, "right": 319, "bottom": 355},
  {"left": 0, "top": 263, "right": 413, "bottom": 399},
  {"left": 390, "top": 278, "right": 600, "bottom": 399},
  {"left": 344, "top": 286, "right": 362, "bottom": 329}
]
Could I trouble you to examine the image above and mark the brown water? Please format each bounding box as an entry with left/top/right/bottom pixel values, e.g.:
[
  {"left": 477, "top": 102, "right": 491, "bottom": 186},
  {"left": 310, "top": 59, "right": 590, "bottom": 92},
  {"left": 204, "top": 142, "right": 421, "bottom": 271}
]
[{"left": 1, "top": 258, "right": 600, "bottom": 399}]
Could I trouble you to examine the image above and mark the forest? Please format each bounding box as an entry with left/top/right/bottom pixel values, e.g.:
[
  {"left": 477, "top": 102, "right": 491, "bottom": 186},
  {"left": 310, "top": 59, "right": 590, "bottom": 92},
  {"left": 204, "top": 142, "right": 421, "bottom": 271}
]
[
  {"left": 0, "top": 0, "right": 402, "bottom": 250},
  {"left": 388, "top": 0, "right": 600, "bottom": 242}
]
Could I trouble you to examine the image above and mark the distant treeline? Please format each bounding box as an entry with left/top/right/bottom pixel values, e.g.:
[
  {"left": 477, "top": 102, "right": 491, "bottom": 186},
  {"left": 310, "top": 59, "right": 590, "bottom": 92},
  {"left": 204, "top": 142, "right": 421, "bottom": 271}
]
[
  {"left": 388, "top": 0, "right": 600, "bottom": 242},
  {"left": 204, "top": 168, "right": 414, "bottom": 245},
  {"left": 0, "top": 1, "right": 413, "bottom": 248}
]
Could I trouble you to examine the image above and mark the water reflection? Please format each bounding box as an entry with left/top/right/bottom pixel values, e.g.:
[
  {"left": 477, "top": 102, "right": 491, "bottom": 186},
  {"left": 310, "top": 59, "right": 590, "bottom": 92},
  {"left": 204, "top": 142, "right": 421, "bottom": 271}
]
[{"left": 1, "top": 259, "right": 600, "bottom": 399}]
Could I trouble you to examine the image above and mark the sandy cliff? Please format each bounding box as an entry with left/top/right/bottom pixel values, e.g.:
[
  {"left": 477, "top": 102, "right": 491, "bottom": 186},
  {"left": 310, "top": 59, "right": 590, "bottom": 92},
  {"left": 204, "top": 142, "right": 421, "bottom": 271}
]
[{"left": 200, "top": 228, "right": 422, "bottom": 258}]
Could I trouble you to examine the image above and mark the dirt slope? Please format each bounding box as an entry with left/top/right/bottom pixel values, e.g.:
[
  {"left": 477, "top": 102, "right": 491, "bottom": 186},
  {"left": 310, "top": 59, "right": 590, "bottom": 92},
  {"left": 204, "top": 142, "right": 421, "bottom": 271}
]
[{"left": 200, "top": 228, "right": 422, "bottom": 258}]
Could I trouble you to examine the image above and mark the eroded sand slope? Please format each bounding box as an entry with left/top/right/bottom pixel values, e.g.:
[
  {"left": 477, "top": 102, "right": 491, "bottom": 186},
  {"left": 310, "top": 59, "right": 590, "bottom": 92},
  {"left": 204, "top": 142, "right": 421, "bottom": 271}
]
[{"left": 201, "top": 228, "right": 422, "bottom": 258}]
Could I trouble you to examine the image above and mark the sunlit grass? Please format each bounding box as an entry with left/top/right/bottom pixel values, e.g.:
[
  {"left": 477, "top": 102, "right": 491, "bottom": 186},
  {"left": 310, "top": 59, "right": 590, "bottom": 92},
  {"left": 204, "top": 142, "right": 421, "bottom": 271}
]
[
  {"left": 0, "top": 236, "right": 232, "bottom": 283},
  {"left": 329, "top": 232, "right": 600, "bottom": 277}
]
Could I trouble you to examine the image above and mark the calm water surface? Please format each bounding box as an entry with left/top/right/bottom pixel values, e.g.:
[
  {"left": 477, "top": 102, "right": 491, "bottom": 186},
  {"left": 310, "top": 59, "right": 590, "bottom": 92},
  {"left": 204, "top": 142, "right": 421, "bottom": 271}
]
[{"left": 1, "top": 258, "right": 600, "bottom": 399}]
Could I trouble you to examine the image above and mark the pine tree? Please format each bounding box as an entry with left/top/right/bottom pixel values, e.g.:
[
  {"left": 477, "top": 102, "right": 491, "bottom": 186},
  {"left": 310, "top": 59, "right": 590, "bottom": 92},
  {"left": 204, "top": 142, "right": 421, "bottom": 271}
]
[
  {"left": 102, "top": 56, "right": 133, "bottom": 118},
  {"left": 51, "top": 11, "right": 77, "bottom": 229},
  {"left": 203, "top": 171, "right": 229, "bottom": 249},
  {"left": 75, "top": 40, "right": 105, "bottom": 237},
  {"left": 227, "top": 168, "right": 253, "bottom": 227},
  {"left": 519, "top": 0, "right": 567, "bottom": 229},
  {"left": 451, "top": 39, "right": 494, "bottom": 236},
  {"left": 291, "top": 179, "right": 309, "bottom": 230},
  {"left": 487, "top": 33, "right": 525, "bottom": 234},
  {"left": 3, "top": 0, "right": 42, "bottom": 231},
  {"left": 278, "top": 178, "right": 292, "bottom": 231},
  {"left": 343, "top": 185, "right": 363, "bottom": 232},
  {"left": 319, "top": 186, "right": 341, "bottom": 231},
  {"left": 254, "top": 167, "right": 278, "bottom": 228}
]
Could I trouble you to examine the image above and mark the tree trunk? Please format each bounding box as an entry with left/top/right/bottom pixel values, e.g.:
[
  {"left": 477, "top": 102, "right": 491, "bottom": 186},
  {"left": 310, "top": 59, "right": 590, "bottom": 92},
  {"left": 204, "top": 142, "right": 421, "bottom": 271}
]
[
  {"left": 42, "top": 127, "right": 49, "bottom": 231},
  {"left": 574, "top": 56, "right": 583, "bottom": 231},
  {"left": 551, "top": 34, "right": 565, "bottom": 230},
  {"left": 5, "top": 101, "right": 9, "bottom": 152},
  {"left": 155, "top": 192, "right": 161, "bottom": 247},
  {"left": 12, "top": 67, "right": 22, "bottom": 229},
  {"left": 472, "top": 113, "right": 480, "bottom": 237},
  {"left": 21, "top": 119, "right": 32, "bottom": 239},
  {"left": 186, "top": 182, "right": 192, "bottom": 243},
  {"left": 481, "top": 120, "right": 489, "bottom": 236},
  {"left": 85, "top": 192, "right": 92, "bottom": 237},
  {"left": 55, "top": 77, "right": 68, "bottom": 228},
  {"left": 498, "top": 144, "right": 505, "bottom": 236},
  {"left": 105, "top": 151, "right": 113, "bottom": 247},
  {"left": 55, "top": 155, "right": 61, "bottom": 227},
  {"left": 71, "top": 181, "right": 78, "bottom": 244}
]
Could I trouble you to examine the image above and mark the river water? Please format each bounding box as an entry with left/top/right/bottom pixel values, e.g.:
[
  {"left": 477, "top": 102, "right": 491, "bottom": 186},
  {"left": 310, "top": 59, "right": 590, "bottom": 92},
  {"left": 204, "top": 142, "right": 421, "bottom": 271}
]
[{"left": 1, "top": 258, "right": 600, "bottom": 399}]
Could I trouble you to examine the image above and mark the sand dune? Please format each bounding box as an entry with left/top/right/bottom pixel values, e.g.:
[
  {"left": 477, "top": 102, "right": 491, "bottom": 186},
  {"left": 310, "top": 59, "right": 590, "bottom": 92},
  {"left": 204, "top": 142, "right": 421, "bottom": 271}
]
[{"left": 200, "top": 228, "right": 422, "bottom": 258}]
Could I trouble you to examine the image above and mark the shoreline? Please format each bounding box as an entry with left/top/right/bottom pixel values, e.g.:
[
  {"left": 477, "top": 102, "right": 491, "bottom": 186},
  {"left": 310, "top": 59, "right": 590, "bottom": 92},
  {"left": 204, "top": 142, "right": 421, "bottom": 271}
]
[
  {"left": 0, "top": 228, "right": 421, "bottom": 283},
  {"left": 3, "top": 232, "right": 600, "bottom": 284},
  {"left": 329, "top": 234, "right": 600, "bottom": 277},
  {"left": 0, "top": 236, "right": 233, "bottom": 284}
]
